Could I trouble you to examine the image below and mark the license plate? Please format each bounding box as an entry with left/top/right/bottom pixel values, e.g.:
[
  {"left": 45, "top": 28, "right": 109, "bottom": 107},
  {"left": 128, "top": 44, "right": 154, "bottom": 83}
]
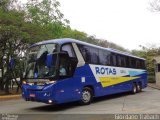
[{"left": 30, "top": 94, "right": 35, "bottom": 97}]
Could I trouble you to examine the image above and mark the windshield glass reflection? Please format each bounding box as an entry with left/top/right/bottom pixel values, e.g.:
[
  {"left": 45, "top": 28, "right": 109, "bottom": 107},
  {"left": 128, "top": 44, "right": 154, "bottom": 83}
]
[{"left": 25, "top": 44, "right": 57, "bottom": 79}]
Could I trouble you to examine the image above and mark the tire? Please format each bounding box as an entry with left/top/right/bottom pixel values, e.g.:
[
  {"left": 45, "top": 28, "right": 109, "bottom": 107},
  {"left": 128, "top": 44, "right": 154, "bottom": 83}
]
[
  {"left": 131, "top": 83, "right": 137, "bottom": 94},
  {"left": 136, "top": 83, "right": 142, "bottom": 93},
  {"left": 80, "top": 87, "right": 93, "bottom": 105}
]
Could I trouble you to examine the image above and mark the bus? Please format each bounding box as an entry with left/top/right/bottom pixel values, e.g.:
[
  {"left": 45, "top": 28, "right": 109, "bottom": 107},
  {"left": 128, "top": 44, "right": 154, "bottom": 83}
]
[{"left": 22, "top": 38, "right": 147, "bottom": 105}]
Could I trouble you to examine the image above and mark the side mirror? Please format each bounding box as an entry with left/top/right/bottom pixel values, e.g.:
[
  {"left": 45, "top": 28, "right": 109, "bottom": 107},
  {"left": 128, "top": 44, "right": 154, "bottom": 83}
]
[{"left": 46, "top": 54, "right": 54, "bottom": 68}]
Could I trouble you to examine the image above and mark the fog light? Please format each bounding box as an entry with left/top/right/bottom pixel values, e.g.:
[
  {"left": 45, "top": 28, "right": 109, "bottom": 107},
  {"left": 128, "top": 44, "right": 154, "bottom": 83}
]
[{"left": 48, "top": 100, "right": 52, "bottom": 104}]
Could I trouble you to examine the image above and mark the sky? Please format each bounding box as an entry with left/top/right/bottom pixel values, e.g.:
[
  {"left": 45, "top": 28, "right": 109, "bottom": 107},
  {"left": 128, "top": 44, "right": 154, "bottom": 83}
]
[{"left": 21, "top": 0, "right": 160, "bottom": 50}]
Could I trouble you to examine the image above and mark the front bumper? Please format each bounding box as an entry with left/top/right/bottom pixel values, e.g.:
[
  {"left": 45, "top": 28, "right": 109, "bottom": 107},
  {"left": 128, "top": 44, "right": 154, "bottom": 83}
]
[{"left": 22, "top": 84, "right": 56, "bottom": 104}]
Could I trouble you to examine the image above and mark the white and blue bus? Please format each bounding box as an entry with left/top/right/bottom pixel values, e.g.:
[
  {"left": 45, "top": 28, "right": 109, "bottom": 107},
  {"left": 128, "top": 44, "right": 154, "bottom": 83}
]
[{"left": 22, "top": 38, "right": 147, "bottom": 105}]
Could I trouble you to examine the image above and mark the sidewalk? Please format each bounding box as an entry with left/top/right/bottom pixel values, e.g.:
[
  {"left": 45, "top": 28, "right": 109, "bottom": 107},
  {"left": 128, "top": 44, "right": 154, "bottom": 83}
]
[
  {"left": 0, "top": 89, "right": 21, "bottom": 101},
  {"left": 0, "top": 94, "right": 21, "bottom": 101},
  {"left": 148, "top": 83, "right": 160, "bottom": 90},
  {"left": 0, "top": 87, "right": 22, "bottom": 101}
]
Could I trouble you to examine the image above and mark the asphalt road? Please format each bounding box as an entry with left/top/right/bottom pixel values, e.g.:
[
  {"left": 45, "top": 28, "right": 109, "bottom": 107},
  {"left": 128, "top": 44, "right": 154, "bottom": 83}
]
[{"left": 0, "top": 87, "right": 160, "bottom": 120}]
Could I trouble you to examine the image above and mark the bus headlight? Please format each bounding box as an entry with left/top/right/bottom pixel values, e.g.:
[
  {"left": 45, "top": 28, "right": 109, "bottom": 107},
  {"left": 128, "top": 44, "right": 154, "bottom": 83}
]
[
  {"left": 22, "top": 81, "right": 27, "bottom": 84},
  {"left": 28, "top": 83, "right": 34, "bottom": 86},
  {"left": 46, "top": 80, "right": 56, "bottom": 84}
]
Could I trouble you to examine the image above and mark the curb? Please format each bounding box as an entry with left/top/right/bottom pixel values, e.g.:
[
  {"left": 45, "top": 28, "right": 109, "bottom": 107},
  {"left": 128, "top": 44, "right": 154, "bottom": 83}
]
[
  {"left": 148, "top": 84, "right": 160, "bottom": 90},
  {"left": 0, "top": 94, "right": 21, "bottom": 101}
]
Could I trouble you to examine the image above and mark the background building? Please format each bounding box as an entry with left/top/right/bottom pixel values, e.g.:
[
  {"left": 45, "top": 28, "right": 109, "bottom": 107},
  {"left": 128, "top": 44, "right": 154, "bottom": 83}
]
[{"left": 153, "top": 56, "right": 160, "bottom": 87}]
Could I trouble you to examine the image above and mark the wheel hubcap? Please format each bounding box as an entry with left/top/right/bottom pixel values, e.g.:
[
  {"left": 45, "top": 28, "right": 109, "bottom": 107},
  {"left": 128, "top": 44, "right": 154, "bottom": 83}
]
[
  {"left": 82, "top": 91, "right": 91, "bottom": 103},
  {"left": 134, "top": 86, "right": 136, "bottom": 93},
  {"left": 137, "top": 85, "right": 141, "bottom": 91}
]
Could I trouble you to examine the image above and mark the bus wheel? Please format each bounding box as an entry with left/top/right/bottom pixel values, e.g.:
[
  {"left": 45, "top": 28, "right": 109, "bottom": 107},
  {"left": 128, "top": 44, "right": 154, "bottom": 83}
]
[
  {"left": 80, "top": 87, "right": 93, "bottom": 105},
  {"left": 131, "top": 83, "right": 137, "bottom": 94},
  {"left": 137, "top": 83, "right": 142, "bottom": 93}
]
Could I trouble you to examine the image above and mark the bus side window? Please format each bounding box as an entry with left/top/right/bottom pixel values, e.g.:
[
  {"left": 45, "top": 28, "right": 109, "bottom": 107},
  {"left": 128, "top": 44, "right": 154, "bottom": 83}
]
[
  {"left": 85, "top": 47, "right": 91, "bottom": 63},
  {"left": 110, "top": 53, "right": 116, "bottom": 66},
  {"left": 130, "top": 58, "right": 136, "bottom": 68},
  {"left": 99, "top": 50, "right": 111, "bottom": 65},
  {"left": 129, "top": 57, "right": 132, "bottom": 68},
  {"left": 126, "top": 57, "right": 130, "bottom": 68},
  {"left": 77, "top": 44, "right": 87, "bottom": 62},
  {"left": 140, "top": 60, "right": 145, "bottom": 69},
  {"left": 122, "top": 56, "right": 126, "bottom": 67},
  {"left": 117, "top": 55, "right": 122, "bottom": 67},
  {"left": 89, "top": 47, "right": 99, "bottom": 64},
  {"left": 59, "top": 53, "right": 78, "bottom": 77},
  {"left": 113, "top": 54, "right": 117, "bottom": 66},
  {"left": 61, "top": 44, "right": 76, "bottom": 58},
  {"left": 77, "top": 44, "right": 99, "bottom": 64},
  {"left": 136, "top": 60, "right": 140, "bottom": 69}
]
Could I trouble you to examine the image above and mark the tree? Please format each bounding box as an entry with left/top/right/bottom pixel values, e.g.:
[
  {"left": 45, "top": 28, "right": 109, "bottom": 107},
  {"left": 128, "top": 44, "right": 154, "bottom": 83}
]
[
  {"left": 0, "top": 12, "right": 30, "bottom": 93},
  {"left": 0, "top": 0, "right": 69, "bottom": 93},
  {"left": 26, "top": 0, "right": 68, "bottom": 25},
  {"left": 150, "top": 0, "right": 160, "bottom": 12},
  {"left": 25, "top": 0, "right": 70, "bottom": 39}
]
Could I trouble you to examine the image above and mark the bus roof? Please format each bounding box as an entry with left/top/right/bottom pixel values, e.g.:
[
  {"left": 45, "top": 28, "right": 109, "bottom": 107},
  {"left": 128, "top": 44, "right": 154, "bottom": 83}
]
[{"left": 31, "top": 38, "right": 145, "bottom": 60}]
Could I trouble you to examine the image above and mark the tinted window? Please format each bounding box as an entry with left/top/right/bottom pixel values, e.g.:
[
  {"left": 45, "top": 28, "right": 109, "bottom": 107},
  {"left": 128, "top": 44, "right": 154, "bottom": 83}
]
[
  {"left": 110, "top": 53, "right": 117, "bottom": 66},
  {"left": 46, "top": 44, "right": 57, "bottom": 54},
  {"left": 126, "top": 57, "right": 130, "bottom": 68},
  {"left": 77, "top": 44, "right": 87, "bottom": 61},
  {"left": 121, "top": 56, "right": 126, "bottom": 67},
  {"left": 89, "top": 47, "right": 99, "bottom": 64},
  {"left": 77, "top": 44, "right": 145, "bottom": 69},
  {"left": 61, "top": 44, "right": 76, "bottom": 57},
  {"left": 117, "top": 55, "right": 126, "bottom": 67},
  {"left": 77, "top": 44, "right": 99, "bottom": 64},
  {"left": 140, "top": 60, "right": 146, "bottom": 69},
  {"left": 130, "top": 58, "right": 136, "bottom": 68},
  {"left": 99, "top": 50, "right": 111, "bottom": 65},
  {"left": 136, "top": 60, "right": 140, "bottom": 69}
]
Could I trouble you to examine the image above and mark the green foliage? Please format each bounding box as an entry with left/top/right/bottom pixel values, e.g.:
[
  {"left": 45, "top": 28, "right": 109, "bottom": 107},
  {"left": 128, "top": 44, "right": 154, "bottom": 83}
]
[
  {"left": 132, "top": 46, "right": 160, "bottom": 83},
  {"left": 148, "top": 75, "right": 156, "bottom": 83},
  {"left": 0, "top": 6, "right": 31, "bottom": 92},
  {"left": 61, "top": 27, "right": 87, "bottom": 40},
  {"left": 26, "top": 0, "right": 68, "bottom": 25}
]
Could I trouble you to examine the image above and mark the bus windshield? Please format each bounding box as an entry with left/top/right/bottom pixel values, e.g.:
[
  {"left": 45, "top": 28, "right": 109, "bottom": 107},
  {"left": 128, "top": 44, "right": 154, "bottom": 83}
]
[{"left": 25, "top": 44, "right": 58, "bottom": 79}]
